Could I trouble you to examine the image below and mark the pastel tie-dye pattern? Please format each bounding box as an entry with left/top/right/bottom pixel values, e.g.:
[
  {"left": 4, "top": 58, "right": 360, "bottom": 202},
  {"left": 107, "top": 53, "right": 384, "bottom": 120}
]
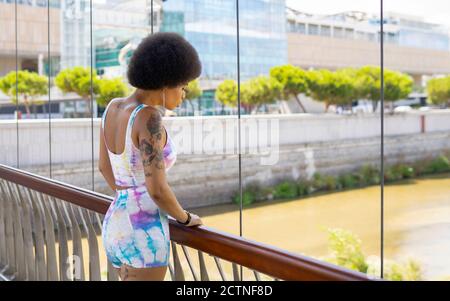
[
  {"left": 100, "top": 100, "right": 176, "bottom": 268},
  {"left": 101, "top": 99, "right": 177, "bottom": 187}
]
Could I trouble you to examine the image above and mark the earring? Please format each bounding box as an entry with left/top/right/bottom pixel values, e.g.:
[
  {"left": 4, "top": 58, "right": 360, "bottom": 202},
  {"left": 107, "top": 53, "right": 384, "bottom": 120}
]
[
  {"left": 162, "top": 89, "right": 166, "bottom": 108},
  {"left": 160, "top": 89, "right": 167, "bottom": 116}
]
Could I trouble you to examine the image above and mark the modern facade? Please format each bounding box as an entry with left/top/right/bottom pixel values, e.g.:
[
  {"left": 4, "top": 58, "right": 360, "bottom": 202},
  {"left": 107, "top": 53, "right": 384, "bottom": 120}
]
[
  {"left": 0, "top": 0, "right": 60, "bottom": 77},
  {"left": 0, "top": 0, "right": 163, "bottom": 118},
  {"left": 286, "top": 8, "right": 450, "bottom": 87},
  {"left": 93, "top": 0, "right": 164, "bottom": 78},
  {"left": 161, "top": 0, "right": 287, "bottom": 82},
  {"left": 60, "top": 0, "right": 164, "bottom": 77},
  {"left": 160, "top": 0, "right": 287, "bottom": 115},
  {"left": 0, "top": 0, "right": 62, "bottom": 118},
  {"left": 2, "top": 1, "right": 450, "bottom": 118}
]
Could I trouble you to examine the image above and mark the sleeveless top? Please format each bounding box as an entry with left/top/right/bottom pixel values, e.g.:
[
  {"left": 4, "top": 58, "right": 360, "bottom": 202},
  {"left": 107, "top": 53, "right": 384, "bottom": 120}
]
[{"left": 101, "top": 99, "right": 177, "bottom": 188}]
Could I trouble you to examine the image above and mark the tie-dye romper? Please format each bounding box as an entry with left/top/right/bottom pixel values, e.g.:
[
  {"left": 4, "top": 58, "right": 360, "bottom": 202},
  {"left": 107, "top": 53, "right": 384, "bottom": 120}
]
[{"left": 101, "top": 99, "right": 177, "bottom": 268}]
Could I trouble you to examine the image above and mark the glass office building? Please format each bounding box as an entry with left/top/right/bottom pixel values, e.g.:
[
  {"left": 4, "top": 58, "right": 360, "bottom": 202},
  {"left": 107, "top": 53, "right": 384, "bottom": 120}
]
[
  {"left": 161, "top": 0, "right": 288, "bottom": 81},
  {"left": 0, "top": 0, "right": 60, "bottom": 7},
  {"left": 0, "top": 0, "right": 287, "bottom": 116}
]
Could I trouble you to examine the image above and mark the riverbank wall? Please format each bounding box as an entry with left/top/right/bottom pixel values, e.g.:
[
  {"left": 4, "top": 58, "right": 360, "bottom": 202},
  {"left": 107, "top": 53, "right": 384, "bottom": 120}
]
[{"left": 1, "top": 110, "right": 449, "bottom": 208}]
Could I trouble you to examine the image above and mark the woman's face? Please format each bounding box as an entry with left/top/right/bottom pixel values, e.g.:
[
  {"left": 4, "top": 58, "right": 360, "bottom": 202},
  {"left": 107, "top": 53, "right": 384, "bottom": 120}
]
[{"left": 163, "top": 83, "right": 188, "bottom": 110}]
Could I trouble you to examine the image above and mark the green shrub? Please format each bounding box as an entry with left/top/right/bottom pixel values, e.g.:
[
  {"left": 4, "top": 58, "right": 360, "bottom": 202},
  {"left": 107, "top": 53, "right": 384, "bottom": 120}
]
[
  {"left": 337, "top": 174, "right": 358, "bottom": 189},
  {"left": 311, "top": 173, "right": 325, "bottom": 191},
  {"left": 384, "top": 164, "right": 414, "bottom": 182},
  {"left": 423, "top": 155, "right": 450, "bottom": 174},
  {"left": 244, "top": 182, "right": 273, "bottom": 202},
  {"left": 259, "top": 186, "right": 275, "bottom": 201},
  {"left": 232, "top": 154, "right": 449, "bottom": 206},
  {"left": 384, "top": 165, "right": 403, "bottom": 182},
  {"left": 311, "top": 173, "right": 337, "bottom": 191},
  {"left": 325, "top": 228, "right": 369, "bottom": 273},
  {"left": 324, "top": 228, "right": 423, "bottom": 281},
  {"left": 358, "top": 165, "right": 381, "bottom": 186},
  {"left": 384, "top": 259, "right": 423, "bottom": 281},
  {"left": 395, "top": 164, "right": 414, "bottom": 179},
  {"left": 232, "top": 191, "right": 255, "bottom": 206},
  {"left": 323, "top": 175, "right": 338, "bottom": 190},
  {"left": 273, "top": 181, "right": 298, "bottom": 199},
  {"left": 297, "top": 181, "right": 312, "bottom": 196},
  {"left": 411, "top": 157, "right": 434, "bottom": 176},
  {"left": 350, "top": 171, "right": 366, "bottom": 187},
  {"left": 383, "top": 169, "right": 393, "bottom": 182}
]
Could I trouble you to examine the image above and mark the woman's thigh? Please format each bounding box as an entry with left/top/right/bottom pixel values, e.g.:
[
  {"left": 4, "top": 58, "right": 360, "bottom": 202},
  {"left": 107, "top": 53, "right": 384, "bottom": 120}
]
[{"left": 115, "top": 264, "right": 168, "bottom": 281}]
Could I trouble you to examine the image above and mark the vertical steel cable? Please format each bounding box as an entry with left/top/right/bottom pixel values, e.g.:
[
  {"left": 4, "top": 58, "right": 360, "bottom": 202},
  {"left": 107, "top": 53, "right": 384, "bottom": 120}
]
[
  {"left": 15, "top": 0, "right": 19, "bottom": 168},
  {"left": 90, "top": 0, "right": 95, "bottom": 191},
  {"left": 151, "top": 0, "right": 154, "bottom": 34},
  {"left": 235, "top": 0, "right": 243, "bottom": 281},
  {"left": 48, "top": 0, "right": 53, "bottom": 178},
  {"left": 380, "top": 0, "right": 385, "bottom": 279}
]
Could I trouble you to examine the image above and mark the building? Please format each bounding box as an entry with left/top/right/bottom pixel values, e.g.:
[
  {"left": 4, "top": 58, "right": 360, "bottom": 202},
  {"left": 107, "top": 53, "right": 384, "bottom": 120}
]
[
  {"left": 160, "top": 0, "right": 288, "bottom": 115},
  {"left": 0, "top": 0, "right": 163, "bottom": 118},
  {"left": 2, "top": 1, "right": 449, "bottom": 118},
  {"left": 161, "top": 0, "right": 287, "bottom": 81},
  {"left": 1, "top": 0, "right": 286, "bottom": 81},
  {"left": 0, "top": 0, "right": 62, "bottom": 118},
  {"left": 92, "top": 0, "right": 164, "bottom": 78},
  {"left": 0, "top": 0, "right": 61, "bottom": 77},
  {"left": 286, "top": 8, "right": 450, "bottom": 87}
]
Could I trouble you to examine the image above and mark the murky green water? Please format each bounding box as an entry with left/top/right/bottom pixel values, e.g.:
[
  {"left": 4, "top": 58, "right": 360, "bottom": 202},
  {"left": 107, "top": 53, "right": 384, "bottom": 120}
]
[{"left": 194, "top": 173, "right": 450, "bottom": 280}]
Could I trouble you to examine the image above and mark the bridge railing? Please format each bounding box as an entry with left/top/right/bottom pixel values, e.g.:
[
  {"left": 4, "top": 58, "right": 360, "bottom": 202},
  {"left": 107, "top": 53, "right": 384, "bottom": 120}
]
[{"left": 0, "top": 163, "right": 374, "bottom": 281}]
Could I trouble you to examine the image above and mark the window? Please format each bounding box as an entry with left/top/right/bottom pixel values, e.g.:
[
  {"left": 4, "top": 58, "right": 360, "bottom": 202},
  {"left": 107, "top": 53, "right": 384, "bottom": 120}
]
[
  {"left": 334, "top": 26, "right": 344, "bottom": 38},
  {"left": 308, "top": 24, "right": 319, "bottom": 36},
  {"left": 297, "top": 23, "right": 306, "bottom": 34},
  {"left": 345, "top": 28, "right": 354, "bottom": 39},
  {"left": 320, "top": 25, "right": 331, "bottom": 36}
]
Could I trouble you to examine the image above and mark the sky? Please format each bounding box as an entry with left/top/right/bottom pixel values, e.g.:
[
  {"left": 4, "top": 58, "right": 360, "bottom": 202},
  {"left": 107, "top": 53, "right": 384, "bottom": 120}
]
[{"left": 286, "top": 0, "right": 450, "bottom": 27}]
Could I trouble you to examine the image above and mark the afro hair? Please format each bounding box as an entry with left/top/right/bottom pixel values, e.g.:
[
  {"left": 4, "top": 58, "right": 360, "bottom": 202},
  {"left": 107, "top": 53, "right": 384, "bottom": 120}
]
[{"left": 127, "top": 32, "right": 202, "bottom": 90}]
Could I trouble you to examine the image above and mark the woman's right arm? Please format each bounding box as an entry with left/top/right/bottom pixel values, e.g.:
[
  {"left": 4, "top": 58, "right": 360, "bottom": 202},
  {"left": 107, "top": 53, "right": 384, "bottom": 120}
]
[{"left": 136, "top": 107, "right": 199, "bottom": 225}]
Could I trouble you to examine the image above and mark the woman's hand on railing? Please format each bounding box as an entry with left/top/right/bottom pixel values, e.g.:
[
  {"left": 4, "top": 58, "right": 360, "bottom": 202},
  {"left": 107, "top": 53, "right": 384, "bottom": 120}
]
[
  {"left": 175, "top": 210, "right": 203, "bottom": 227},
  {"left": 185, "top": 212, "right": 203, "bottom": 227},
  {"left": 0, "top": 163, "right": 373, "bottom": 281}
]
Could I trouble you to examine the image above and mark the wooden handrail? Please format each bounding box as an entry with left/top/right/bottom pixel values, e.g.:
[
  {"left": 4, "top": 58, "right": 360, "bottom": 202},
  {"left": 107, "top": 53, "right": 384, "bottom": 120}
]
[{"left": 0, "top": 163, "right": 374, "bottom": 281}]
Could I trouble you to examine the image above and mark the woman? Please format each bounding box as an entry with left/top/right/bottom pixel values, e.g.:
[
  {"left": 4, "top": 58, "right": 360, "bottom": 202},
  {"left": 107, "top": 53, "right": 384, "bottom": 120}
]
[{"left": 98, "top": 32, "right": 203, "bottom": 281}]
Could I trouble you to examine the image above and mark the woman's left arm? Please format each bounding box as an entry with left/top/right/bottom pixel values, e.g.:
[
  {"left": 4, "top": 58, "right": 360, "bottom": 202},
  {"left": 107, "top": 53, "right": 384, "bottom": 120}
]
[{"left": 98, "top": 124, "right": 117, "bottom": 191}]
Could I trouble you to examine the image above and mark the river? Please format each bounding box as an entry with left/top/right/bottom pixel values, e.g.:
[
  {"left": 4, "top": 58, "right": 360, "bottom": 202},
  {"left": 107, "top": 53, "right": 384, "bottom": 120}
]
[{"left": 194, "top": 173, "right": 450, "bottom": 280}]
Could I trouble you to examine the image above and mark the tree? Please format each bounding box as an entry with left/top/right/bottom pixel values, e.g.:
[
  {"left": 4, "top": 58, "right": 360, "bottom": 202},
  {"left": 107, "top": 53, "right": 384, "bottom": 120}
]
[
  {"left": 333, "top": 69, "right": 359, "bottom": 110},
  {"left": 0, "top": 70, "right": 48, "bottom": 118},
  {"left": 55, "top": 66, "right": 100, "bottom": 117},
  {"left": 270, "top": 64, "right": 309, "bottom": 113},
  {"left": 336, "top": 67, "right": 364, "bottom": 107},
  {"left": 241, "top": 76, "right": 282, "bottom": 114},
  {"left": 96, "top": 78, "right": 129, "bottom": 108},
  {"left": 426, "top": 76, "right": 450, "bottom": 107},
  {"left": 354, "top": 66, "right": 381, "bottom": 112},
  {"left": 184, "top": 79, "right": 202, "bottom": 114},
  {"left": 354, "top": 66, "right": 413, "bottom": 112},
  {"left": 323, "top": 228, "right": 423, "bottom": 280},
  {"left": 384, "top": 69, "right": 413, "bottom": 111},
  {"left": 215, "top": 79, "right": 238, "bottom": 114},
  {"left": 306, "top": 69, "right": 355, "bottom": 112},
  {"left": 239, "top": 81, "right": 253, "bottom": 114}
]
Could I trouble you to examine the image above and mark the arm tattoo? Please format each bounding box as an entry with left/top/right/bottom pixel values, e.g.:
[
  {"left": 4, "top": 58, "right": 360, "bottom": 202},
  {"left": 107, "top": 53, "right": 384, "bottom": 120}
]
[{"left": 139, "top": 110, "right": 165, "bottom": 176}]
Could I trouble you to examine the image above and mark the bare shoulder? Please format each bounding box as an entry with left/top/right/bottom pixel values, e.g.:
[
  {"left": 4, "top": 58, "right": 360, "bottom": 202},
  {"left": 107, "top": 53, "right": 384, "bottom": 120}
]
[
  {"left": 114, "top": 97, "right": 127, "bottom": 108},
  {"left": 109, "top": 97, "right": 124, "bottom": 105},
  {"left": 105, "top": 98, "right": 127, "bottom": 113},
  {"left": 135, "top": 106, "right": 162, "bottom": 129},
  {"left": 134, "top": 106, "right": 165, "bottom": 143}
]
